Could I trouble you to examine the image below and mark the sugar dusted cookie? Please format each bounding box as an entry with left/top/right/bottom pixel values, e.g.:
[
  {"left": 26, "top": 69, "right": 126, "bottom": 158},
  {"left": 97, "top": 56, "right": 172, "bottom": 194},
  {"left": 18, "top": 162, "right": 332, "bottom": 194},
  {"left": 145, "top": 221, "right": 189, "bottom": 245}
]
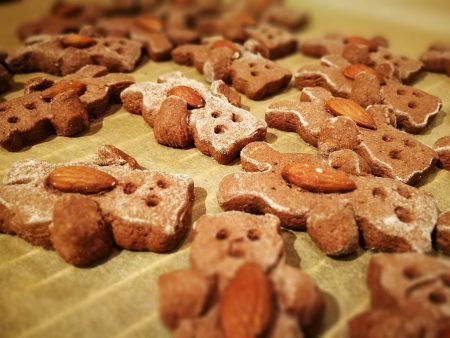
[
  {"left": 158, "top": 211, "right": 324, "bottom": 337},
  {"left": 218, "top": 142, "right": 438, "bottom": 255},
  {"left": 348, "top": 253, "right": 450, "bottom": 338},
  {"left": 0, "top": 145, "right": 194, "bottom": 266},
  {"left": 294, "top": 55, "right": 441, "bottom": 133},
  {"left": 120, "top": 72, "right": 267, "bottom": 164},
  {"left": 7, "top": 34, "right": 142, "bottom": 76},
  {"left": 0, "top": 65, "right": 134, "bottom": 151},
  {"left": 420, "top": 43, "right": 450, "bottom": 76},
  {"left": 434, "top": 136, "right": 450, "bottom": 170},
  {"left": 266, "top": 88, "right": 437, "bottom": 184}
]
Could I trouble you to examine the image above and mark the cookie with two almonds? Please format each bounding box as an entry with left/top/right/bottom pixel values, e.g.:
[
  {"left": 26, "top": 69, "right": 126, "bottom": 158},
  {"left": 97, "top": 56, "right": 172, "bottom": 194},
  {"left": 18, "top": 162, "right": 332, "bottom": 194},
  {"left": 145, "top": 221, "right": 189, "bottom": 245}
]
[
  {"left": 266, "top": 86, "right": 437, "bottom": 184},
  {"left": 294, "top": 54, "right": 442, "bottom": 133}
]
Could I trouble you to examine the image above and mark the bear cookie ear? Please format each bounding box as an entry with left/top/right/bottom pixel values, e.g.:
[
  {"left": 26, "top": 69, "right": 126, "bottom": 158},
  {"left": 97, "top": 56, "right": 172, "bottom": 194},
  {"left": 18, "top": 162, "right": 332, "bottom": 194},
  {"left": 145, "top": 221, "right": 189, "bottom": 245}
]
[
  {"left": 0, "top": 145, "right": 195, "bottom": 266},
  {"left": 348, "top": 253, "right": 450, "bottom": 338},
  {"left": 420, "top": 43, "right": 450, "bottom": 76},
  {"left": 158, "top": 211, "right": 324, "bottom": 338},
  {"left": 218, "top": 142, "right": 438, "bottom": 256}
]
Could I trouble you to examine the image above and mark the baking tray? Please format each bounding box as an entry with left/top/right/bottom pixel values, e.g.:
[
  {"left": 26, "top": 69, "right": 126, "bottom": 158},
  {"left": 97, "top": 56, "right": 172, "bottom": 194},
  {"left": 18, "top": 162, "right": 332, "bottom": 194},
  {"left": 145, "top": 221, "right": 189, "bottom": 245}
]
[{"left": 0, "top": 0, "right": 449, "bottom": 337}]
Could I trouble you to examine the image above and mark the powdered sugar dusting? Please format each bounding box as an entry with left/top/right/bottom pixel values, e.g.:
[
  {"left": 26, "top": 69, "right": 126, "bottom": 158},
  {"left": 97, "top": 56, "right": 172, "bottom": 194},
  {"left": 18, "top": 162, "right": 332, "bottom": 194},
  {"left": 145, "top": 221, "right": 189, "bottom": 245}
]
[{"left": 121, "top": 72, "right": 266, "bottom": 158}]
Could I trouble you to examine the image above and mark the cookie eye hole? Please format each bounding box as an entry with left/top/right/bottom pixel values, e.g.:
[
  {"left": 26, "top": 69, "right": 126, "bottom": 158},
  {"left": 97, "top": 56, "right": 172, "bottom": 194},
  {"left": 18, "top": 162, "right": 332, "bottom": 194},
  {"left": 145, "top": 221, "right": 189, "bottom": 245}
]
[
  {"left": 247, "top": 229, "right": 260, "bottom": 241},
  {"left": 408, "top": 101, "right": 417, "bottom": 109},
  {"left": 396, "top": 89, "right": 406, "bottom": 95},
  {"left": 145, "top": 195, "right": 160, "bottom": 207},
  {"left": 216, "top": 228, "right": 229, "bottom": 240},
  {"left": 403, "top": 139, "right": 415, "bottom": 147},
  {"left": 249, "top": 62, "right": 256, "bottom": 68},
  {"left": 383, "top": 54, "right": 392, "bottom": 60},
  {"left": 389, "top": 149, "right": 402, "bottom": 160},
  {"left": 394, "top": 206, "right": 413, "bottom": 223},
  {"left": 264, "top": 64, "right": 274, "bottom": 70},
  {"left": 403, "top": 266, "right": 421, "bottom": 279},
  {"left": 250, "top": 71, "right": 259, "bottom": 77},
  {"left": 157, "top": 179, "right": 170, "bottom": 189},
  {"left": 211, "top": 111, "right": 221, "bottom": 118},
  {"left": 372, "top": 187, "right": 386, "bottom": 199},
  {"left": 115, "top": 47, "right": 125, "bottom": 54},
  {"left": 7, "top": 116, "right": 19, "bottom": 123},
  {"left": 231, "top": 113, "right": 242, "bottom": 123},
  {"left": 267, "top": 34, "right": 274, "bottom": 40},
  {"left": 214, "top": 125, "right": 226, "bottom": 134},
  {"left": 428, "top": 291, "right": 446, "bottom": 304},
  {"left": 123, "top": 182, "right": 137, "bottom": 194},
  {"left": 24, "top": 102, "right": 36, "bottom": 110},
  {"left": 382, "top": 134, "right": 394, "bottom": 142},
  {"left": 396, "top": 185, "right": 412, "bottom": 199},
  {"left": 412, "top": 91, "right": 423, "bottom": 98}
]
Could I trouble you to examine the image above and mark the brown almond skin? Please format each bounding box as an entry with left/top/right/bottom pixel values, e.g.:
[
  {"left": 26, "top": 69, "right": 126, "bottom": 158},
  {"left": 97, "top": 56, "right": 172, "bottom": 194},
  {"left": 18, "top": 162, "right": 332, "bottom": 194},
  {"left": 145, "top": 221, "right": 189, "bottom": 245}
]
[
  {"left": 220, "top": 262, "right": 274, "bottom": 338},
  {"left": 61, "top": 34, "right": 97, "bottom": 49},
  {"left": 282, "top": 162, "right": 356, "bottom": 193},
  {"left": 325, "top": 97, "right": 377, "bottom": 130},
  {"left": 211, "top": 39, "right": 240, "bottom": 55},
  {"left": 344, "top": 64, "right": 383, "bottom": 83},
  {"left": 40, "top": 81, "right": 86, "bottom": 101},
  {"left": 47, "top": 166, "right": 117, "bottom": 194},
  {"left": 134, "top": 16, "right": 163, "bottom": 32},
  {"left": 167, "top": 86, "right": 205, "bottom": 109},
  {"left": 345, "top": 36, "right": 371, "bottom": 48}
]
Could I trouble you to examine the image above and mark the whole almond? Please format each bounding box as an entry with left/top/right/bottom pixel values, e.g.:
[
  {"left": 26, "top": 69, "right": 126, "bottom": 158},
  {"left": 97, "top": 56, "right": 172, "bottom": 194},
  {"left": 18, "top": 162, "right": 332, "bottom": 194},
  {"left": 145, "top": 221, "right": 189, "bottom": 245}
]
[
  {"left": 48, "top": 166, "right": 117, "bottom": 194},
  {"left": 167, "top": 86, "right": 205, "bottom": 109},
  {"left": 325, "top": 97, "right": 377, "bottom": 130},
  {"left": 40, "top": 81, "right": 86, "bottom": 101},
  {"left": 134, "top": 16, "right": 163, "bottom": 32},
  {"left": 343, "top": 64, "right": 383, "bottom": 83},
  {"left": 220, "top": 262, "right": 273, "bottom": 338},
  {"left": 282, "top": 162, "right": 357, "bottom": 193},
  {"left": 61, "top": 34, "right": 97, "bottom": 49},
  {"left": 345, "top": 36, "right": 371, "bottom": 47},
  {"left": 210, "top": 39, "right": 240, "bottom": 55}
]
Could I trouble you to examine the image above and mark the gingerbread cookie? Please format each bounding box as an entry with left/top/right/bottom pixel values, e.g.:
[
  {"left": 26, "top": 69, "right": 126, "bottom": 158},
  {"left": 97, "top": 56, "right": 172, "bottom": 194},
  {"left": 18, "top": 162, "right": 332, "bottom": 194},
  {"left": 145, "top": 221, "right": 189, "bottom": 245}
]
[
  {"left": 436, "top": 212, "right": 450, "bottom": 255},
  {"left": 17, "top": 2, "right": 106, "bottom": 40},
  {"left": 158, "top": 212, "right": 324, "bottom": 337},
  {"left": 231, "top": 52, "right": 292, "bottom": 100},
  {"left": 243, "top": 24, "right": 298, "bottom": 59},
  {"left": 420, "top": 43, "right": 450, "bottom": 76},
  {"left": 0, "top": 145, "right": 194, "bottom": 265},
  {"left": 266, "top": 88, "right": 437, "bottom": 184},
  {"left": 7, "top": 34, "right": 142, "bottom": 76},
  {"left": 120, "top": 72, "right": 267, "bottom": 164},
  {"left": 348, "top": 253, "right": 450, "bottom": 338},
  {"left": 173, "top": 39, "right": 292, "bottom": 99},
  {"left": 260, "top": 4, "right": 308, "bottom": 31},
  {"left": 434, "top": 136, "right": 450, "bottom": 170},
  {"left": 301, "top": 34, "right": 423, "bottom": 82},
  {"left": 218, "top": 142, "right": 438, "bottom": 255},
  {"left": 0, "top": 52, "right": 12, "bottom": 94},
  {"left": 0, "top": 65, "right": 134, "bottom": 151},
  {"left": 294, "top": 56, "right": 441, "bottom": 133}
]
